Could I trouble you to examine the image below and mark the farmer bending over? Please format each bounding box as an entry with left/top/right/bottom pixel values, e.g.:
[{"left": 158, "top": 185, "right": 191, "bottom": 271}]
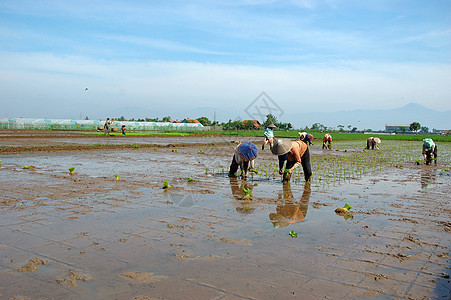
[
  {"left": 422, "top": 138, "right": 437, "bottom": 165},
  {"left": 271, "top": 139, "right": 312, "bottom": 182},
  {"left": 322, "top": 133, "right": 332, "bottom": 149},
  {"left": 229, "top": 142, "right": 258, "bottom": 178},
  {"left": 262, "top": 123, "right": 276, "bottom": 150},
  {"left": 366, "top": 137, "right": 380, "bottom": 150},
  {"left": 298, "top": 132, "right": 314, "bottom": 146}
]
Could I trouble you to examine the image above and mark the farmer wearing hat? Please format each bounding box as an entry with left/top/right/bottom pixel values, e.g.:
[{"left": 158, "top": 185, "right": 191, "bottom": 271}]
[
  {"left": 229, "top": 142, "right": 258, "bottom": 178},
  {"left": 322, "top": 133, "right": 332, "bottom": 150},
  {"left": 262, "top": 123, "right": 277, "bottom": 150},
  {"left": 271, "top": 138, "right": 312, "bottom": 182},
  {"left": 422, "top": 138, "right": 437, "bottom": 165},
  {"left": 366, "top": 137, "right": 381, "bottom": 150},
  {"left": 298, "top": 132, "right": 314, "bottom": 146}
]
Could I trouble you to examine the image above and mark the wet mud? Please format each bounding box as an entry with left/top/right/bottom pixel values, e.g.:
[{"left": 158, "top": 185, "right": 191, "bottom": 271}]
[{"left": 0, "top": 130, "right": 450, "bottom": 299}]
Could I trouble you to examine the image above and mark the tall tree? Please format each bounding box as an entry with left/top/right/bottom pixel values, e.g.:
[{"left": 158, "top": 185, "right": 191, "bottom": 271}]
[
  {"left": 410, "top": 121, "right": 421, "bottom": 132},
  {"left": 263, "top": 114, "right": 278, "bottom": 127},
  {"left": 197, "top": 117, "right": 212, "bottom": 126}
]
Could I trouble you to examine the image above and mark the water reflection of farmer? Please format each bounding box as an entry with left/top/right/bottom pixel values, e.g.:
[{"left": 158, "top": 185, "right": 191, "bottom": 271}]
[
  {"left": 262, "top": 123, "right": 276, "bottom": 150},
  {"left": 269, "top": 181, "right": 311, "bottom": 228},
  {"left": 229, "top": 177, "right": 255, "bottom": 214},
  {"left": 271, "top": 139, "right": 312, "bottom": 182},
  {"left": 228, "top": 142, "right": 258, "bottom": 178},
  {"left": 422, "top": 138, "right": 437, "bottom": 165},
  {"left": 366, "top": 137, "right": 381, "bottom": 150},
  {"left": 420, "top": 167, "right": 436, "bottom": 189}
]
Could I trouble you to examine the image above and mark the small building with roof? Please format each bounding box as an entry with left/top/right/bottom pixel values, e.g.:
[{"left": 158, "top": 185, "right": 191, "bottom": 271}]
[
  {"left": 242, "top": 120, "right": 261, "bottom": 128},
  {"left": 385, "top": 124, "right": 412, "bottom": 133}
]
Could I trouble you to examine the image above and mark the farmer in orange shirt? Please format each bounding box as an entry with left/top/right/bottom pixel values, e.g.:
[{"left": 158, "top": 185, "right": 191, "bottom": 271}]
[
  {"left": 271, "top": 139, "right": 312, "bottom": 182},
  {"left": 322, "top": 133, "right": 332, "bottom": 149}
]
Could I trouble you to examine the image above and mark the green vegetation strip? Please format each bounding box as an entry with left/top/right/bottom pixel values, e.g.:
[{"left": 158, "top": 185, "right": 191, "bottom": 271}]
[
  {"left": 80, "top": 130, "right": 449, "bottom": 142},
  {"left": 211, "top": 130, "right": 449, "bottom": 142}
]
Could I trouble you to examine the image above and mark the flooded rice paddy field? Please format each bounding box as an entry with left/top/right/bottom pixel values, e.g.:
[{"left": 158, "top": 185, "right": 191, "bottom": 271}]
[{"left": 0, "top": 131, "right": 450, "bottom": 299}]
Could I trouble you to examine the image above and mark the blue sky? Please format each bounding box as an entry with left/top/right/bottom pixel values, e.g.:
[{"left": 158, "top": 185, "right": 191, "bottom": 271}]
[{"left": 0, "top": 0, "right": 450, "bottom": 124}]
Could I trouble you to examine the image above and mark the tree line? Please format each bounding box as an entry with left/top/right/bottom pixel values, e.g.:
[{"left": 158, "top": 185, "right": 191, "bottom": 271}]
[{"left": 97, "top": 115, "right": 428, "bottom": 133}]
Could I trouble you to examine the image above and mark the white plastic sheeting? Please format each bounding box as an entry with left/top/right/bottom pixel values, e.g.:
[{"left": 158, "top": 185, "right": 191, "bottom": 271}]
[{"left": 0, "top": 118, "right": 204, "bottom": 131}]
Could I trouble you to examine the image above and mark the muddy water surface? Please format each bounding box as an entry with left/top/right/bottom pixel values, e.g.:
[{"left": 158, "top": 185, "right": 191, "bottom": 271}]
[{"left": 0, "top": 132, "right": 450, "bottom": 299}]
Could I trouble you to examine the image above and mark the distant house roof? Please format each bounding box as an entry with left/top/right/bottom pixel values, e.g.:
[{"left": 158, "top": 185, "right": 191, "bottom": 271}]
[
  {"left": 169, "top": 120, "right": 182, "bottom": 123},
  {"left": 243, "top": 120, "right": 261, "bottom": 127},
  {"left": 182, "top": 118, "right": 200, "bottom": 124},
  {"left": 385, "top": 124, "right": 412, "bottom": 132}
]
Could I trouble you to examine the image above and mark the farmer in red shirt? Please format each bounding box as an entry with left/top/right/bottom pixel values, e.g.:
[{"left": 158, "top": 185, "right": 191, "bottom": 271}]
[{"left": 322, "top": 133, "right": 332, "bottom": 149}]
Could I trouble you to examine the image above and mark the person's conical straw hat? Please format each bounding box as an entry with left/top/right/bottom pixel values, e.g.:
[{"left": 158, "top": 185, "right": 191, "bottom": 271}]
[
  {"left": 298, "top": 131, "right": 307, "bottom": 139},
  {"left": 267, "top": 123, "right": 276, "bottom": 129},
  {"left": 373, "top": 137, "right": 381, "bottom": 143},
  {"left": 271, "top": 139, "right": 292, "bottom": 155}
]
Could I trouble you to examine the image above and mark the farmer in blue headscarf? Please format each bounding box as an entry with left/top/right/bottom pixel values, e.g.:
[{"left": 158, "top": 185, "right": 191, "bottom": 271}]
[
  {"left": 422, "top": 138, "right": 437, "bottom": 165},
  {"left": 262, "top": 123, "right": 276, "bottom": 150},
  {"left": 229, "top": 142, "right": 258, "bottom": 178}
]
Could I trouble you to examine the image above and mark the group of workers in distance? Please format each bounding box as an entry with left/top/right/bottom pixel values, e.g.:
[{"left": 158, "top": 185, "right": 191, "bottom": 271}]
[{"left": 229, "top": 123, "right": 439, "bottom": 181}]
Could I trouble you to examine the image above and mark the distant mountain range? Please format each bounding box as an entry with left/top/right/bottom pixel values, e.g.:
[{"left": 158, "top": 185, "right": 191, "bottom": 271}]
[
  {"left": 284, "top": 103, "right": 449, "bottom": 131},
  {"left": 100, "top": 103, "right": 449, "bottom": 131}
]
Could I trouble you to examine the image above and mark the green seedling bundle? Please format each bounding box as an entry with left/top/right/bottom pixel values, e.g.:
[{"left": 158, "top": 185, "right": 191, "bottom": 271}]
[
  {"left": 242, "top": 187, "right": 252, "bottom": 199},
  {"left": 162, "top": 181, "right": 172, "bottom": 189}
]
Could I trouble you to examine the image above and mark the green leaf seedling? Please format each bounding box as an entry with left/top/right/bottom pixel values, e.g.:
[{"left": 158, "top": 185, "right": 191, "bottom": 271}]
[
  {"left": 68, "top": 167, "right": 75, "bottom": 175},
  {"left": 187, "top": 178, "right": 195, "bottom": 182},
  {"left": 242, "top": 187, "right": 252, "bottom": 199},
  {"left": 162, "top": 181, "right": 172, "bottom": 189},
  {"left": 335, "top": 202, "right": 352, "bottom": 214},
  {"left": 289, "top": 230, "right": 298, "bottom": 238},
  {"left": 115, "top": 174, "right": 121, "bottom": 180}
]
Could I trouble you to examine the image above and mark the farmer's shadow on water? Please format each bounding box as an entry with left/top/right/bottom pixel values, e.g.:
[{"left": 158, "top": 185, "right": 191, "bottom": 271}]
[
  {"left": 229, "top": 177, "right": 256, "bottom": 214},
  {"left": 269, "top": 181, "right": 311, "bottom": 228},
  {"left": 420, "top": 167, "right": 437, "bottom": 190}
]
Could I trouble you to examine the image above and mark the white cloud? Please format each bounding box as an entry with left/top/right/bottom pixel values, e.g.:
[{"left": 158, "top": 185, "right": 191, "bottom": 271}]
[{"left": 1, "top": 52, "right": 450, "bottom": 120}]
